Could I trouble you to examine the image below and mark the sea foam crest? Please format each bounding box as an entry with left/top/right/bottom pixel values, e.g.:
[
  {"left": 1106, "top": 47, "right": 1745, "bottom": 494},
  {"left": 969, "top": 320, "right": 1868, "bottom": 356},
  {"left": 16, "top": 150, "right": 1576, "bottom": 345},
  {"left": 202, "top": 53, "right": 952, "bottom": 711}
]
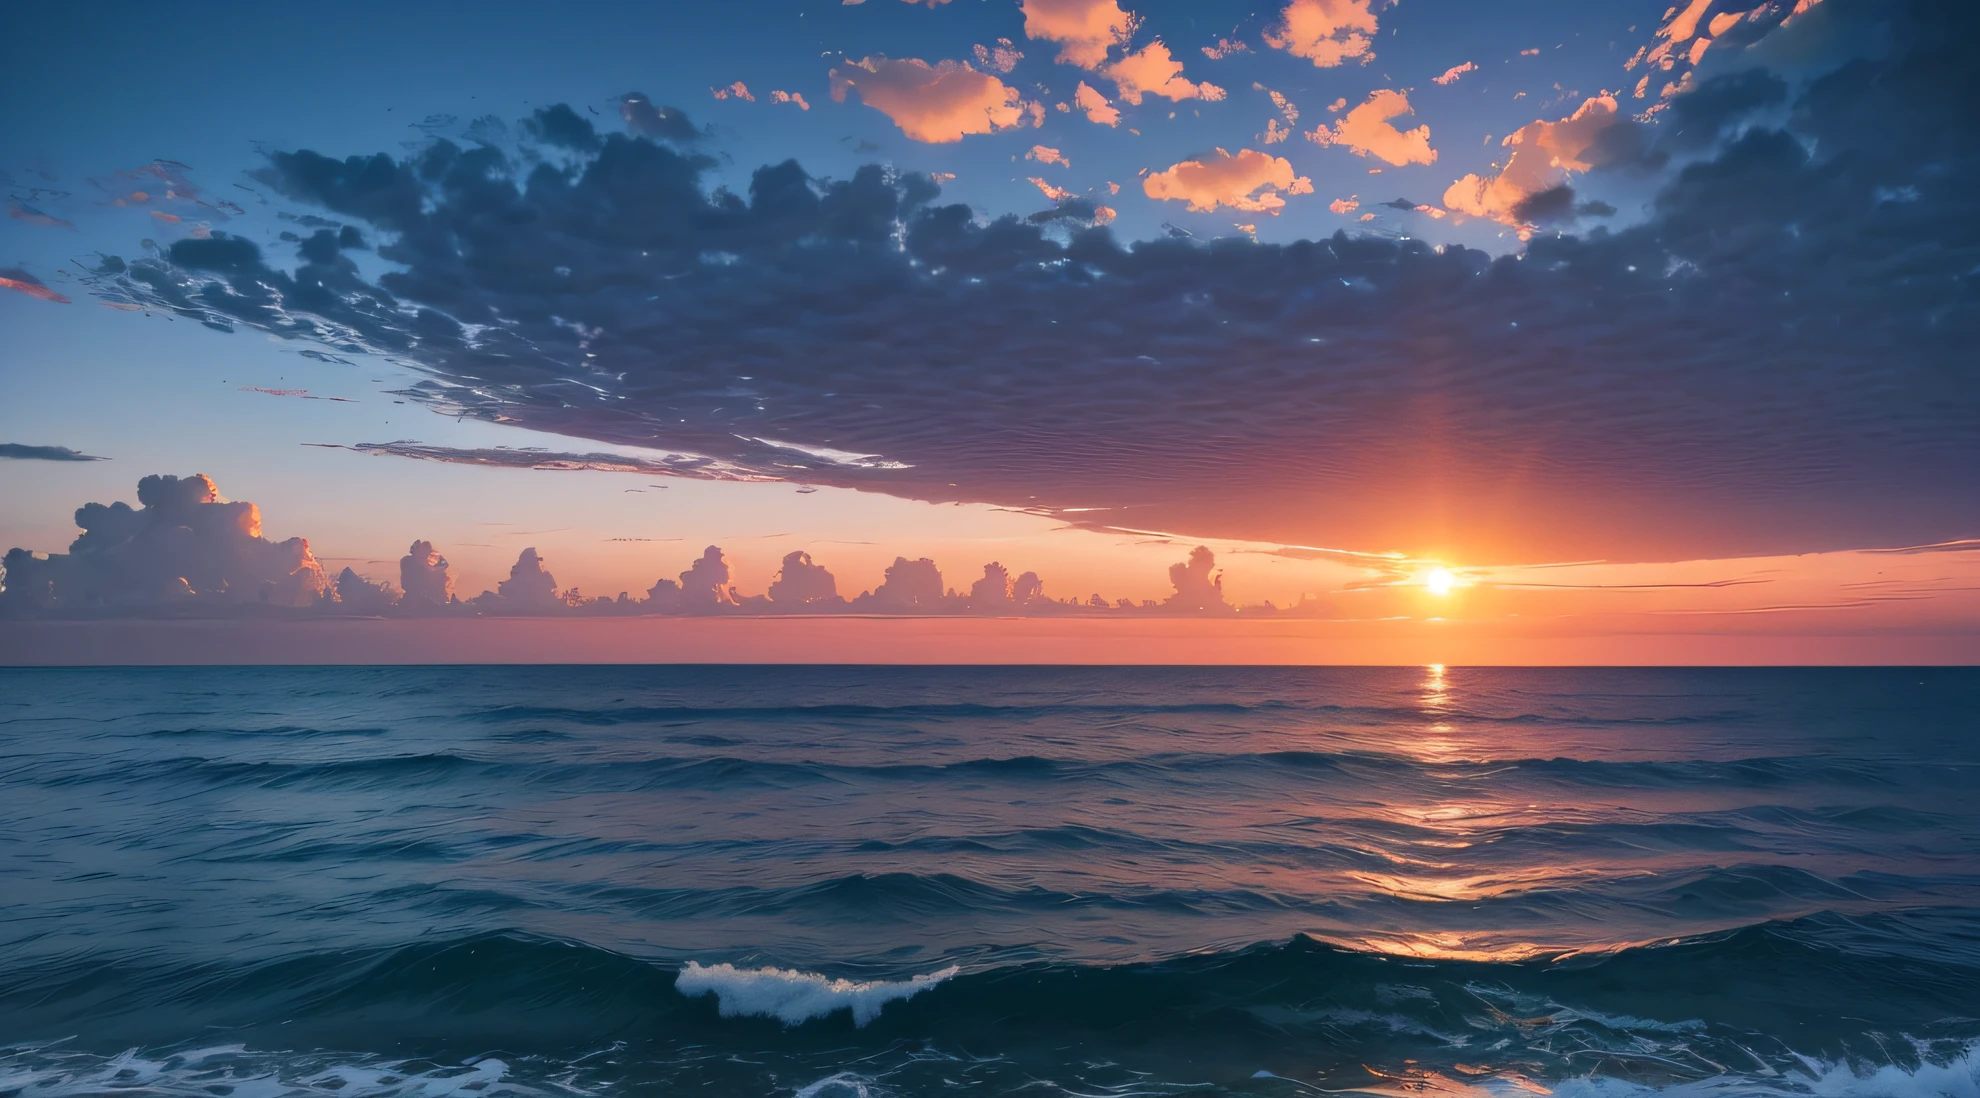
[{"left": 675, "top": 961, "right": 958, "bottom": 1027}]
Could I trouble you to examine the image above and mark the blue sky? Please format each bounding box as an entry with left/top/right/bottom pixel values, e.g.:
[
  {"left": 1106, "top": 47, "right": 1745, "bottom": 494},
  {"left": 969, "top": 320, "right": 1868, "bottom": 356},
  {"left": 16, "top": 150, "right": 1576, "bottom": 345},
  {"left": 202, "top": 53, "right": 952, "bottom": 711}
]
[{"left": 3, "top": 0, "right": 1977, "bottom": 642}]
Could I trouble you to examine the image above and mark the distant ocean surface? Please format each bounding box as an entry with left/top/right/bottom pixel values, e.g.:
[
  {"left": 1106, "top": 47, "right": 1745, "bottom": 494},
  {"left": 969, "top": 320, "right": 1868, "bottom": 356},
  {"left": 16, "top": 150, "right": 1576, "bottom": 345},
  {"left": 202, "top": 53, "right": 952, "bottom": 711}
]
[{"left": 2, "top": 666, "right": 1977, "bottom": 1097}]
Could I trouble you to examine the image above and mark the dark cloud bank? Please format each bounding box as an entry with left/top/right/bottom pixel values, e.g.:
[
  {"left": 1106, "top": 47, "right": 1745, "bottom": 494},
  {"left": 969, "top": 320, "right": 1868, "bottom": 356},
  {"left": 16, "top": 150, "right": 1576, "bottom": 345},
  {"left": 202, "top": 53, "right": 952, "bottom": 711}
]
[
  {"left": 0, "top": 474, "right": 1298, "bottom": 620},
  {"left": 79, "top": 0, "right": 1979, "bottom": 561},
  {"left": 0, "top": 444, "right": 107, "bottom": 462}
]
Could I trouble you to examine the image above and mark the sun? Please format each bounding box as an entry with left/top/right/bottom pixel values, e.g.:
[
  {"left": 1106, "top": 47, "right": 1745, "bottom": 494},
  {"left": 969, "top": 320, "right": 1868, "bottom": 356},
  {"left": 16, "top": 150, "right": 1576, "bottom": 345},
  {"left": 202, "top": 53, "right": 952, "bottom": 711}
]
[{"left": 1418, "top": 566, "right": 1458, "bottom": 597}]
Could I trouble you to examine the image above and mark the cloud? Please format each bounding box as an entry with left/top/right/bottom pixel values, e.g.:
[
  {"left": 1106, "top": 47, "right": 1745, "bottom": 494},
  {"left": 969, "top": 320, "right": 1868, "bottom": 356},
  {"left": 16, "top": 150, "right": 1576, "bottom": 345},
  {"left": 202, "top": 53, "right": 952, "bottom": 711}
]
[
  {"left": 830, "top": 56, "right": 1030, "bottom": 142},
  {"left": 1028, "top": 176, "right": 1075, "bottom": 201},
  {"left": 711, "top": 81, "right": 755, "bottom": 102},
  {"left": 399, "top": 540, "right": 454, "bottom": 608},
  {"left": 0, "top": 474, "right": 329, "bottom": 614},
  {"left": 1073, "top": 81, "right": 1120, "bottom": 125},
  {"left": 972, "top": 38, "right": 1024, "bottom": 74},
  {"left": 858, "top": 556, "right": 946, "bottom": 611},
  {"left": 617, "top": 94, "right": 705, "bottom": 142},
  {"left": 488, "top": 547, "right": 565, "bottom": 611},
  {"left": 85, "top": 5, "right": 1980, "bottom": 563},
  {"left": 304, "top": 441, "right": 766, "bottom": 481},
  {"left": 9, "top": 202, "right": 74, "bottom": 229},
  {"left": 1143, "top": 147, "right": 1313, "bottom": 213},
  {"left": 0, "top": 267, "right": 70, "bottom": 303},
  {"left": 769, "top": 90, "right": 812, "bottom": 110},
  {"left": 1165, "top": 546, "right": 1231, "bottom": 613},
  {"left": 1434, "top": 61, "right": 1477, "bottom": 85},
  {"left": 1027, "top": 144, "right": 1070, "bottom": 167},
  {"left": 1306, "top": 89, "right": 1436, "bottom": 166},
  {"left": 0, "top": 443, "right": 107, "bottom": 461},
  {"left": 1329, "top": 196, "right": 1359, "bottom": 214},
  {"left": 1102, "top": 41, "right": 1225, "bottom": 104},
  {"left": 768, "top": 550, "right": 842, "bottom": 606},
  {"left": 1442, "top": 95, "right": 1631, "bottom": 229},
  {"left": 1202, "top": 38, "right": 1249, "bottom": 60},
  {"left": 1020, "top": 0, "right": 1134, "bottom": 68},
  {"left": 1263, "top": 0, "right": 1382, "bottom": 68}
]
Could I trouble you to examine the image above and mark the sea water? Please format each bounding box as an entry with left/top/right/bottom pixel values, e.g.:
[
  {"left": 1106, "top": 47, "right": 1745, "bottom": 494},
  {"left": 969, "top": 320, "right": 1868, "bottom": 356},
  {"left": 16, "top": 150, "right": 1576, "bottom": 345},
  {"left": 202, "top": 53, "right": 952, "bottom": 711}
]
[{"left": 1, "top": 666, "right": 1975, "bottom": 1096}]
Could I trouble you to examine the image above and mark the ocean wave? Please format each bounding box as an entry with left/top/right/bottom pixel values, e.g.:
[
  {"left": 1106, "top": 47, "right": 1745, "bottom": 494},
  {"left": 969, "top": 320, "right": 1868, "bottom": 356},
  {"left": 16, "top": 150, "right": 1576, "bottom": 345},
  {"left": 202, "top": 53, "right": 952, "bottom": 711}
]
[{"left": 674, "top": 961, "right": 957, "bottom": 1027}]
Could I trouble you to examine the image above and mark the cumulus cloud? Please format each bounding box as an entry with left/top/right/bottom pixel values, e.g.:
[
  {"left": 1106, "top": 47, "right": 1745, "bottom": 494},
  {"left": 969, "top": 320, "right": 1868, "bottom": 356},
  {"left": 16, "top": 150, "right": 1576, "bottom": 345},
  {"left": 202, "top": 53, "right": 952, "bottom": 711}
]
[
  {"left": 1306, "top": 89, "right": 1436, "bottom": 166},
  {"left": 1028, "top": 176, "right": 1076, "bottom": 201},
  {"left": 830, "top": 56, "right": 1030, "bottom": 142},
  {"left": 1165, "top": 546, "right": 1231, "bottom": 613},
  {"left": 0, "top": 443, "right": 107, "bottom": 461},
  {"left": 490, "top": 547, "right": 564, "bottom": 611},
  {"left": 1434, "top": 61, "right": 1477, "bottom": 85},
  {"left": 85, "top": 2, "right": 1980, "bottom": 561},
  {"left": 1101, "top": 41, "right": 1225, "bottom": 104},
  {"left": 647, "top": 545, "right": 740, "bottom": 614},
  {"left": 1144, "top": 147, "right": 1313, "bottom": 213},
  {"left": 1, "top": 474, "right": 328, "bottom": 614},
  {"left": 1264, "top": 0, "right": 1383, "bottom": 68},
  {"left": 1442, "top": 95, "right": 1631, "bottom": 229},
  {"left": 1329, "top": 196, "right": 1359, "bottom": 214},
  {"left": 1027, "top": 144, "right": 1070, "bottom": 167},
  {"left": 399, "top": 540, "right": 454, "bottom": 608},
  {"left": 1020, "top": 0, "right": 1134, "bottom": 68},
  {"left": 1073, "top": 81, "right": 1120, "bottom": 125},
  {"left": 769, "top": 90, "right": 811, "bottom": 110},
  {"left": 617, "top": 94, "right": 704, "bottom": 142},
  {"left": 860, "top": 556, "right": 946, "bottom": 611},
  {"left": 768, "top": 550, "right": 841, "bottom": 606}
]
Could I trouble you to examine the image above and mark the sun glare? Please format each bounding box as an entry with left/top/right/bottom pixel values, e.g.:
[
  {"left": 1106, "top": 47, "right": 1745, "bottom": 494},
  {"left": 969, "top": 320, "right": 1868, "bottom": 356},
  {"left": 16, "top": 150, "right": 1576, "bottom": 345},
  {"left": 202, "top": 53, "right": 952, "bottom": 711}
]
[{"left": 1419, "top": 566, "right": 1458, "bottom": 597}]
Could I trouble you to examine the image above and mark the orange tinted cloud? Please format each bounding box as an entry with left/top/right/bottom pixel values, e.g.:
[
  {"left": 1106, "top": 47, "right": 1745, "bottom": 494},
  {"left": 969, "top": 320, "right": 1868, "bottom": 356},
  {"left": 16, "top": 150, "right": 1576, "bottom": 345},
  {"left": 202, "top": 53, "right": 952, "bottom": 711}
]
[
  {"left": 711, "top": 81, "right": 755, "bottom": 102},
  {"left": 1020, "top": 0, "right": 1134, "bottom": 69},
  {"left": 1263, "top": 0, "right": 1380, "bottom": 68},
  {"left": 1102, "top": 41, "right": 1224, "bottom": 104},
  {"left": 830, "top": 56, "right": 1030, "bottom": 142},
  {"left": 1433, "top": 61, "right": 1476, "bottom": 85},
  {"left": 1143, "top": 148, "right": 1313, "bottom": 214},
  {"left": 1329, "top": 196, "right": 1359, "bottom": 213},
  {"left": 1027, "top": 144, "right": 1070, "bottom": 167},
  {"left": 1028, "top": 176, "right": 1075, "bottom": 201},
  {"left": 972, "top": 38, "right": 1024, "bottom": 73},
  {"left": 769, "top": 90, "right": 811, "bottom": 110},
  {"left": 1073, "top": 81, "right": 1120, "bottom": 125},
  {"left": 1306, "top": 89, "right": 1435, "bottom": 166},
  {"left": 0, "top": 267, "right": 71, "bottom": 303},
  {"left": 1442, "top": 95, "right": 1619, "bottom": 228}
]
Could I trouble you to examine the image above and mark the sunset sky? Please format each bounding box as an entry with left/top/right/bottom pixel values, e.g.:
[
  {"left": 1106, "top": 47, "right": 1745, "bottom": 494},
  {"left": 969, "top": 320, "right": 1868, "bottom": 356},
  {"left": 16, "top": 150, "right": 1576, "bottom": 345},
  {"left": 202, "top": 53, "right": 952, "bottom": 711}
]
[{"left": 2, "top": 0, "right": 1975, "bottom": 662}]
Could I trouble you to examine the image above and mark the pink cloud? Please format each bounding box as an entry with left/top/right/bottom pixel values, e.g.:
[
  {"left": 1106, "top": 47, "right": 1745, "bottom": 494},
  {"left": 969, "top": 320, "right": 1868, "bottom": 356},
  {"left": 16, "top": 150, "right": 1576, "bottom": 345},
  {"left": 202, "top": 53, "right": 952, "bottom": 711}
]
[
  {"left": 1433, "top": 61, "right": 1476, "bottom": 85},
  {"left": 972, "top": 38, "right": 1024, "bottom": 73},
  {"left": 1306, "top": 89, "right": 1436, "bottom": 166},
  {"left": 1102, "top": 41, "right": 1225, "bottom": 104},
  {"left": 1073, "top": 81, "right": 1120, "bottom": 125},
  {"left": 1442, "top": 95, "right": 1620, "bottom": 230},
  {"left": 1020, "top": 0, "right": 1135, "bottom": 69},
  {"left": 769, "top": 90, "right": 811, "bottom": 110},
  {"left": 1263, "top": 0, "right": 1381, "bottom": 68},
  {"left": 712, "top": 81, "right": 755, "bottom": 102},
  {"left": 1027, "top": 144, "right": 1071, "bottom": 167},
  {"left": 1142, "top": 147, "right": 1313, "bottom": 214},
  {"left": 830, "top": 56, "right": 1031, "bottom": 143},
  {"left": 1201, "top": 38, "right": 1249, "bottom": 60},
  {"left": 1329, "top": 196, "right": 1360, "bottom": 214}
]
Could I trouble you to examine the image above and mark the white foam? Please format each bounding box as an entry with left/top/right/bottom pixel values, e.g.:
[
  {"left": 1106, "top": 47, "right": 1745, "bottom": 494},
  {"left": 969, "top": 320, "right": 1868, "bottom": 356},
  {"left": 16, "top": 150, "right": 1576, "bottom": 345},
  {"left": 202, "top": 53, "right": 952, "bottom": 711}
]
[
  {"left": 0, "top": 1045, "right": 578, "bottom": 1098},
  {"left": 1546, "top": 1040, "right": 1980, "bottom": 1098},
  {"left": 674, "top": 961, "right": 958, "bottom": 1027}
]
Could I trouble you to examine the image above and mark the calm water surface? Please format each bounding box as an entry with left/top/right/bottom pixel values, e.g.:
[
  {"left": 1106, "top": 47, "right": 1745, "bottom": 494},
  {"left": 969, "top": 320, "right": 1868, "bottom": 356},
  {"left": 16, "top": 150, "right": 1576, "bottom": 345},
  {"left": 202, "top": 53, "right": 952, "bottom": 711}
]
[{"left": 1, "top": 666, "right": 1975, "bottom": 1096}]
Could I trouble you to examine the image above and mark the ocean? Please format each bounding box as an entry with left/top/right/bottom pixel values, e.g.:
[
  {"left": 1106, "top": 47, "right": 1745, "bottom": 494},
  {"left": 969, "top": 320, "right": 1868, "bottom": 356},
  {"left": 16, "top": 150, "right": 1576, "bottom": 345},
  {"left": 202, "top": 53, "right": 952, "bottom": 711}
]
[{"left": 1, "top": 666, "right": 1975, "bottom": 1097}]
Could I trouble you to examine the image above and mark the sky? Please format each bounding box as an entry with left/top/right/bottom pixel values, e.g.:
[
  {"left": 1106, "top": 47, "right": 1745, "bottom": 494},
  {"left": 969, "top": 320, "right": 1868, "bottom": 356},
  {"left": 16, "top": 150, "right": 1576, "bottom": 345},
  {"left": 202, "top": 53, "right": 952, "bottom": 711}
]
[{"left": 1, "top": 0, "right": 1976, "bottom": 662}]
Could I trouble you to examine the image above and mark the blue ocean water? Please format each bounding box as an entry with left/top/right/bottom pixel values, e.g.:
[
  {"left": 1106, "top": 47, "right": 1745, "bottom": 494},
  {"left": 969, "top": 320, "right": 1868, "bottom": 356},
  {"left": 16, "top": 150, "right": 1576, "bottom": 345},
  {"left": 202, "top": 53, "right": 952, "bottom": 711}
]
[{"left": 1, "top": 666, "right": 1976, "bottom": 1097}]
